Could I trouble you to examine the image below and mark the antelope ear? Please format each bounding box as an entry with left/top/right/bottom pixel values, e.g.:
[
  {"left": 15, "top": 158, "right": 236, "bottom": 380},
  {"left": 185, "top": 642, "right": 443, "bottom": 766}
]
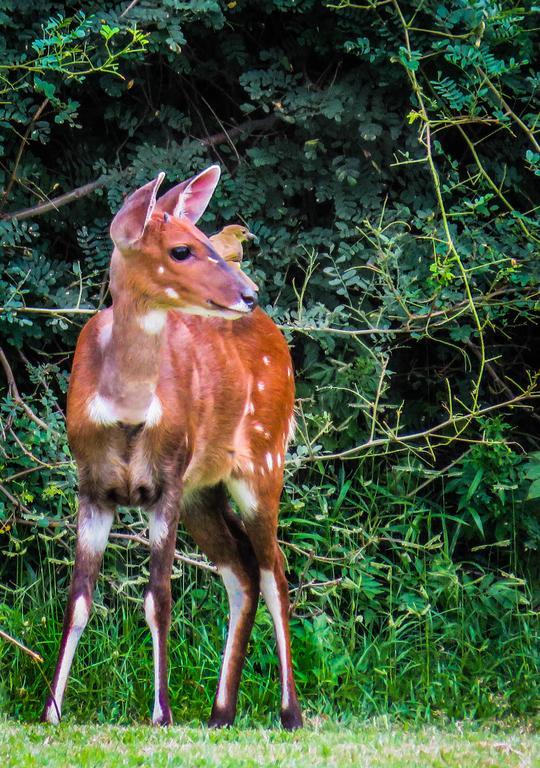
[
  {"left": 156, "top": 165, "right": 221, "bottom": 223},
  {"left": 110, "top": 172, "right": 165, "bottom": 250}
]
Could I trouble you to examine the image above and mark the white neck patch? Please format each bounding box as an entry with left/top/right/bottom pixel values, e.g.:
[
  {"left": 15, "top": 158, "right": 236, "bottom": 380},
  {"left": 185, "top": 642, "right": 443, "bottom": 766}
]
[{"left": 138, "top": 310, "right": 167, "bottom": 334}]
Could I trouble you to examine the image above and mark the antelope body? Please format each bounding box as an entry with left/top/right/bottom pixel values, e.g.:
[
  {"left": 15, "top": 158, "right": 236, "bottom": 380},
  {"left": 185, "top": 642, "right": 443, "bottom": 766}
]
[{"left": 42, "top": 166, "right": 303, "bottom": 729}]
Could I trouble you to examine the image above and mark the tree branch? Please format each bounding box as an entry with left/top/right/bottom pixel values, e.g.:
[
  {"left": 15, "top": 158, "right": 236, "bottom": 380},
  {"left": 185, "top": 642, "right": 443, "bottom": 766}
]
[
  {"left": 0, "top": 116, "right": 280, "bottom": 222},
  {"left": 0, "top": 346, "right": 59, "bottom": 436}
]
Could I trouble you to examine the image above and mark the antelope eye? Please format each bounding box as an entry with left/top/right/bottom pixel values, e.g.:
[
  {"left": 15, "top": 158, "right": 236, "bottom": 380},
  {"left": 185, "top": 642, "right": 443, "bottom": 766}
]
[{"left": 169, "top": 246, "right": 192, "bottom": 262}]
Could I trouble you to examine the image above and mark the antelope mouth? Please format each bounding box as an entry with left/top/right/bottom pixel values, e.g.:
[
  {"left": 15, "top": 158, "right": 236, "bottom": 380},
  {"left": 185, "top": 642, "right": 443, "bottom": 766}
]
[{"left": 207, "top": 299, "right": 252, "bottom": 316}]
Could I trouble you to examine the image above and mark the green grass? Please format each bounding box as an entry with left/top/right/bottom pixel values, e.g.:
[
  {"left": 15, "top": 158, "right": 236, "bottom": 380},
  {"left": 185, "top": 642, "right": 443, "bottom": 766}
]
[{"left": 0, "top": 721, "right": 538, "bottom": 767}]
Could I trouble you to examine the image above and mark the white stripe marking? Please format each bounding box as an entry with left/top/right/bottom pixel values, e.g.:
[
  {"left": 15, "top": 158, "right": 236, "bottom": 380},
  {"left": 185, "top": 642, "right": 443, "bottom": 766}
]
[
  {"left": 216, "top": 567, "right": 247, "bottom": 708},
  {"left": 145, "top": 395, "right": 163, "bottom": 428},
  {"left": 227, "top": 478, "right": 257, "bottom": 519},
  {"left": 260, "top": 570, "right": 290, "bottom": 710},
  {"left": 79, "top": 508, "right": 113, "bottom": 554},
  {"left": 144, "top": 592, "right": 163, "bottom": 723},
  {"left": 148, "top": 513, "right": 169, "bottom": 547},
  {"left": 46, "top": 596, "right": 89, "bottom": 723}
]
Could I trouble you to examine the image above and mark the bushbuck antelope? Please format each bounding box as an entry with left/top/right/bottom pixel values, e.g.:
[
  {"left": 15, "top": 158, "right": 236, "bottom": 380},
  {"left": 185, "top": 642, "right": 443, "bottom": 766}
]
[{"left": 41, "top": 166, "right": 303, "bottom": 730}]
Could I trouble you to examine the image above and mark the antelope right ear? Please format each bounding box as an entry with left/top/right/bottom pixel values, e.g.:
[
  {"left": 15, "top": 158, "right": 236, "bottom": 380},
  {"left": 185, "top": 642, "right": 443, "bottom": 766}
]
[
  {"left": 155, "top": 165, "right": 221, "bottom": 224},
  {"left": 110, "top": 172, "right": 165, "bottom": 250}
]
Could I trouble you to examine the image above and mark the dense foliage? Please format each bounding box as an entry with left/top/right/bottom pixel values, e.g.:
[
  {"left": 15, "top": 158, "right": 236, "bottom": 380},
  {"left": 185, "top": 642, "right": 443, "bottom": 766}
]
[{"left": 0, "top": 0, "right": 538, "bottom": 723}]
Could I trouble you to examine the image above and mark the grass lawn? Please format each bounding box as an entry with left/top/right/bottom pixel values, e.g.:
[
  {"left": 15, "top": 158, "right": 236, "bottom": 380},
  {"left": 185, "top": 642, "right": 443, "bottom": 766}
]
[{"left": 0, "top": 720, "right": 538, "bottom": 767}]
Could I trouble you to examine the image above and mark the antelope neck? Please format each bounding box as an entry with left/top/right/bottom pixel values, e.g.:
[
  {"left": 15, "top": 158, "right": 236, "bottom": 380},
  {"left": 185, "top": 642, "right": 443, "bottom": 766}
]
[{"left": 98, "top": 294, "right": 166, "bottom": 424}]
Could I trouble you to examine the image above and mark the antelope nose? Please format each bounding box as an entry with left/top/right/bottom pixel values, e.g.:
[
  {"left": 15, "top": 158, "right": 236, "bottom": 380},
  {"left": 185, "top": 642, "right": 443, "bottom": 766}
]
[{"left": 241, "top": 289, "right": 258, "bottom": 310}]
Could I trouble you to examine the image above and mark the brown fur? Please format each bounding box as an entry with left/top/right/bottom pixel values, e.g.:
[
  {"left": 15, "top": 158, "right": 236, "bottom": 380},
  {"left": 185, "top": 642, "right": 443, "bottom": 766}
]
[{"left": 41, "top": 168, "right": 302, "bottom": 730}]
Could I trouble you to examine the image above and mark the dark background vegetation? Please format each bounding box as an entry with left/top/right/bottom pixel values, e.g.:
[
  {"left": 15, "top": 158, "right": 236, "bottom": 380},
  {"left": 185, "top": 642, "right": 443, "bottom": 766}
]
[{"left": 0, "top": 0, "right": 538, "bottom": 723}]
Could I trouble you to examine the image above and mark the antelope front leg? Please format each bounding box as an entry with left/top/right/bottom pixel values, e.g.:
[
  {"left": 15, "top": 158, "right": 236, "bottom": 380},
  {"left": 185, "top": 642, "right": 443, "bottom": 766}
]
[
  {"left": 145, "top": 489, "right": 180, "bottom": 725},
  {"left": 42, "top": 497, "right": 113, "bottom": 724}
]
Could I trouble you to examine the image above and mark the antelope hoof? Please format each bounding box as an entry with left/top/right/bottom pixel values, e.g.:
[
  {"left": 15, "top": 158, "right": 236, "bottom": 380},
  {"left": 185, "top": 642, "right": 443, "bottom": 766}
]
[
  {"left": 41, "top": 701, "right": 61, "bottom": 725},
  {"left": 281, "top": 706, "right": 303, "bottom": 730},
  {"left": 208, "top": 706, "right": 235, "bottom": 729},
  {"left": 152, "top": 707, "right": 173, "bottom": 726}
]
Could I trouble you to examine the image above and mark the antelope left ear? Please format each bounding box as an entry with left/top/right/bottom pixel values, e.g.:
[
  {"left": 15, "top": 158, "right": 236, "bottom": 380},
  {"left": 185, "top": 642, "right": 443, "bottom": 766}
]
[
  {"left": 156, "top": 165, "right": 221, "bottom": 223},
  {"left": 110, "top": 172, "right": 165, "bottom": 250}
]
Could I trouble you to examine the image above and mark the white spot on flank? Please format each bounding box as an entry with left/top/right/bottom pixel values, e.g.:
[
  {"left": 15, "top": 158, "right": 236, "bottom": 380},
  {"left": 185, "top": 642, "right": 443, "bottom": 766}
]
[
  {"left": 138, "top": 309, "right": 167, "bottom": 334},
  {"left": 216, "top": 567, "right": 248, "bottom": 708},
  {"left": 165, "top": 287, "right": 179, "bottom": 299},
  {"left": 158, "top": 266, "right": 165, "bottom": 275},
  {"left": 276, "top": 453, "right": 283, "bottom": 468},
  {"left": 262, "top": 355, "right": 270, "bottom": 366},
  {"left": 257, "top": 381, "right": 265, "bottom": 392},
  {"left": 266, "top": 452, "right": 273, "bottom": 471},
  {"left": 144, "top": 592, "right": 163, "bottom": 724},
  {"left": 246, "top": 460, "right": 255, "bottom": 473},
  {"left": 149, "top": 513, "right": 169, "bottom": 547},
  {"left": 260, "top": 570, "right": 290, "bottom": 710},
  {"left": 144, "top": 395, "right": 163, "bottom": 428},
  {"left": 79, "top": 508, "right": 113, "bottom": 554},
  {"left": 227, "top": 477, "right": 257, "bottom": 519},
  {"left": 254, "top": 423, "right": 264, "bottom": 433},
  {"left": 87, "top": 393, "right": 117, "bottom": 426},
  {"left": 287, "top": 367, "right": 293, "bottom": 379}
]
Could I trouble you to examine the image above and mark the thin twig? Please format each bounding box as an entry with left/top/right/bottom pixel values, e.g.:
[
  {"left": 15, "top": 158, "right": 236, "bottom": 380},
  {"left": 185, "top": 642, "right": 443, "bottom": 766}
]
[
  {"left": 10, "top": 516, "right": 217, "bottom": 573},
  {"left": 0, "top": 628, "right": 43, "bottom": 663},
  {"left": 477, "top": 67, "right": 540, "bottom": 153},
  {"left": 0, "top": 346, "right": 58, "bottom": 435},
  {"left": 0, "top": 117, "right": 280, "bottom": 221},
  {"left": 302, "top": 390, "right": 538, "bottom": 462},
  {"left": 0, "top": 98, "right": 49, "bottom": 211}
]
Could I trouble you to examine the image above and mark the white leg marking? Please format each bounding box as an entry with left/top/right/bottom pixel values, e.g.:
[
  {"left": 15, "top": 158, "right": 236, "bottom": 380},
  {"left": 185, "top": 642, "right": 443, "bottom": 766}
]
[
  {"left": 148, "top": 512, "right": 169, "bottom": 547},
  {"left": 144, "top": 395, "right": 163, "bottom": 428},
  {"left": 227, "top": 478, "right": 257, "bottom": 519},
  {"left": 138, "top": 309, "right": 167, "bottom": 334},
  {"left": 265, "top": 452, "right": 273, "bottom": 472},
  {"left": 215, "top": 567, "right": 248, "bottom": 708},
  {"left": 144, "top": 592, "right": 163, "bottom": 723},
  {"left": 260, "top": 569, "right": 290, "bottom": 710},
  {"left": 165, "top": 287, "right": 179, "bottom": 299},
  {"left": 47, "top": 595, "right": 89, "bottom": 723},
  {"left": 87, "top": 393, "right": 117, "bottom": 426},
  {"left": 78, "top": 508, "right": 113, "bottom": 554}
]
